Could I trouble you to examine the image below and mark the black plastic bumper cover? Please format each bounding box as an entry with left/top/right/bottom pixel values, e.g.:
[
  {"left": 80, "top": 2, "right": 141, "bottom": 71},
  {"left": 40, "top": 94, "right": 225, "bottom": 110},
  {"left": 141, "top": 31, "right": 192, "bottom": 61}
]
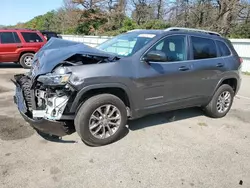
[{"left": 19, "top": 110, "right": 69, "bottom": 137}]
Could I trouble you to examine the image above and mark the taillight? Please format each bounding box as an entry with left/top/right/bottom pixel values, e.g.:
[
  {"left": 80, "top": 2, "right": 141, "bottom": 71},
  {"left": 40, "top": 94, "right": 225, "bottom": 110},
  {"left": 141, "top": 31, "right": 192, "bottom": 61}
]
[{"left": 239, "top": 57, "right": 243, "bottom": 64}]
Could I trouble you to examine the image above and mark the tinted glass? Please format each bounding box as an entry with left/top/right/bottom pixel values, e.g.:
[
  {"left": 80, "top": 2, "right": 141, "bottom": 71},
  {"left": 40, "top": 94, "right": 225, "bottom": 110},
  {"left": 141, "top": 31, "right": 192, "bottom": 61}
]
[
  {"left": 217, "top": 41, "right": 231, "bottom": 56},
  {"left": 148, "top": 35, "right": 187, "bottom": 62},
  {"left": 13, "top": 32, "right": 21, "bottom": 43},
  {"left": 191, "top": 36, "right": 217, "bottom": 59},
  {"left": 21, "top": 32, "right": 43, "bottom": 42},
  {"left": 0, "top": 32, "right": 15, "bottom": 43}
]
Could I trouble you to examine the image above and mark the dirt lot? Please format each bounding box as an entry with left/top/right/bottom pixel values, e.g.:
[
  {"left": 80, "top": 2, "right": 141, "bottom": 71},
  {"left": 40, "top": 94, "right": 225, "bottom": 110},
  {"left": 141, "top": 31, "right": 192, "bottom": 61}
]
[{"left": 0, "top": 63, "right": 250, "bottom": 188}]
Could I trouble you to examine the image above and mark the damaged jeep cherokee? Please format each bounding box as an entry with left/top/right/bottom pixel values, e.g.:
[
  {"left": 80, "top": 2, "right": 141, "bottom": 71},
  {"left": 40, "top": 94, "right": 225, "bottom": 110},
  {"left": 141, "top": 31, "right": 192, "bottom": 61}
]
[{"left": 13, "top": 27, "right": 242, "bottom": 146}]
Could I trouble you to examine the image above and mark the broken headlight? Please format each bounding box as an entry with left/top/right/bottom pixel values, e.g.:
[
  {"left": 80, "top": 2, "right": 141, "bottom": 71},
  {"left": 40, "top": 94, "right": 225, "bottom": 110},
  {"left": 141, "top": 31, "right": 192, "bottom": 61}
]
[{"left": 37, "top": 67, "right": 71, "bottom": 86}]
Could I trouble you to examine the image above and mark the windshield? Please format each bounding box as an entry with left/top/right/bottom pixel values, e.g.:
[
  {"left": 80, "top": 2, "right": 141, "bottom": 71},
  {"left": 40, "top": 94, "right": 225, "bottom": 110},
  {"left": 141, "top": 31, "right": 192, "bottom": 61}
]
[{"left": 96, "top": 32, "right": 156, "bottom": 57}]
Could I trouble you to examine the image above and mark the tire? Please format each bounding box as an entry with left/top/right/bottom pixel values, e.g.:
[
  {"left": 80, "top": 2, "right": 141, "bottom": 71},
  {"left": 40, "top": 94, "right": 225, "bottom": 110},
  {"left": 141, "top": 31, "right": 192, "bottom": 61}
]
[
  {"left": 75, "top": 94, "right": 128, "bottom": 146},
  {"left": 19, "top": 53, "right": 34, "bottom": 69},
  {"left": 19, "top": 76, "right": 32, "bottom": 110},
  {"left": 204, "top": 84, "right": 234, "bottom": 118}
]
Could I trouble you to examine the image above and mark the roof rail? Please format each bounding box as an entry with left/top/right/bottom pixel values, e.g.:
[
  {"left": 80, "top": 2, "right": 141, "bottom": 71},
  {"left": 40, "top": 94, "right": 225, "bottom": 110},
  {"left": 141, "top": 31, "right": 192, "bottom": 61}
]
[{"left": 165, "top": 27, "right": 221, "bottom": 36}]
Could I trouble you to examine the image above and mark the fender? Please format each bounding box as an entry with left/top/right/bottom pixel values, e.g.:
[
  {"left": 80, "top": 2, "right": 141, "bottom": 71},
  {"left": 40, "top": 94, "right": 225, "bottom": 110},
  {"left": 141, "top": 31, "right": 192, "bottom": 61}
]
[
  {"left": 209, "top": 71, "right": 241, "bottom": 102},
  {"left": 69, "top": 82, "right": 135, "bottom": 114}
]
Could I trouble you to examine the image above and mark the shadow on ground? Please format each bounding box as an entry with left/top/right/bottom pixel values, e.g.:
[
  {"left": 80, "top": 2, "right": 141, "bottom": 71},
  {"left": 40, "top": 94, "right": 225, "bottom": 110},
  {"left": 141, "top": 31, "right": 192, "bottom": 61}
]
[
  {"left": 129, "top": 107, "right": 204, "bottom": 131},
  {"left": 0, "top": 63, "right": 22, "bottom": 69},
  {"left": 0, "top": 106, "right": 203, "bottom": 144},
  {"left": 36, "top": 131, "right": 76, "bottom": 144}
]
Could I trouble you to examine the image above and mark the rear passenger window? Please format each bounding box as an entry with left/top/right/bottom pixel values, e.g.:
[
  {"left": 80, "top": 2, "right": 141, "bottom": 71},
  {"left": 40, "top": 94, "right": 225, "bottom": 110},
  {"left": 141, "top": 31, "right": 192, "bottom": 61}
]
[
  {"left": 13, "top": 32, "right": 21, "bottom": 43},
  {"left": 216, "top": 41, "right": 231, "bottom": 56},
  {"left": 21, "top": 32, "right": 43, "bottom": 43},
  {"left": 191, "top": 36, "right": 217, "bottom": 59},
  {"left": 0, "top": 32, "right": 16, "bottom": 43}
]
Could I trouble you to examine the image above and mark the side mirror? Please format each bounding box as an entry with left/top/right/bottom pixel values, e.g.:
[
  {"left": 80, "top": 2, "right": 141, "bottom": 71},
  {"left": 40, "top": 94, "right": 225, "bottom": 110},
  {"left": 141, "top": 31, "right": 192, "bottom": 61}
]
[{"left": 143, "top": 51, "right": 167, "bottom": 62}]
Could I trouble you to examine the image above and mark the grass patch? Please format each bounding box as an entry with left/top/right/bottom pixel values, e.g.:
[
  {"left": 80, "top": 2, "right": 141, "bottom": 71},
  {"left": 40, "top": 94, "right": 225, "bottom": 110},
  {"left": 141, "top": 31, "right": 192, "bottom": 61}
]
[{"left": 243, "top": 71, "right": 250, "bottom": 76}]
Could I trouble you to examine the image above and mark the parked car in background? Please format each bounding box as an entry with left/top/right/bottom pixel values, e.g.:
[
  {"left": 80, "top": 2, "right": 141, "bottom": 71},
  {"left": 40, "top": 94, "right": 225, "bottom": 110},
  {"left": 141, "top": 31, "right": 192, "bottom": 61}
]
[
  {"left": 13, "top": 27, "right": 242, "bottom": 146},
  {"left": 0, "top": 29, "right": 46, "bottom": 68},
  {"left": 40, "top": 31, "right": 62, "bottom": 41}
]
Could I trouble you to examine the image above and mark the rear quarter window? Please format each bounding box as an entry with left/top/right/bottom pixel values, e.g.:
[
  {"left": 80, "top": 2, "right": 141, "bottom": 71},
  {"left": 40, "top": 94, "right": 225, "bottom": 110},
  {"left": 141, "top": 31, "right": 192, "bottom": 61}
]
[
  {"left": 216, "top": 40, "right": 231, "bottom": 56},
  {"left": 191, "top": 36, "right": 217, "bottom": 59},
  {"left": 21, "top": 32, "right": 43, "bottom": 43}
]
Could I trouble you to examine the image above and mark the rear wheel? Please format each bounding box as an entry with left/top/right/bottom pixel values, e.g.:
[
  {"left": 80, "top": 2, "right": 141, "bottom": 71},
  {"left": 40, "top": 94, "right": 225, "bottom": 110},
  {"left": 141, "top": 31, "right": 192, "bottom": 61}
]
[
  {"left": 204, "top": 84, "right": 234, "bottom": 118},
  {"left": 19, "top": 53, "right": 34, "bottom": 69},
  {"left": 75, "top": 94, "right": 127, "bottom": 146}
]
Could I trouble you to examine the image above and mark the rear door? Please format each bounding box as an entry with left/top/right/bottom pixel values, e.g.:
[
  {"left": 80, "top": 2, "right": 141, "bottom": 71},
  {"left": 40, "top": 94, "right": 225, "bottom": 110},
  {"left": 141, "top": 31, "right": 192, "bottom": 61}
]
[
  {"left": 189, "top": 36, "right": 225, "bottom": 100},
  {"left": 19, "top": 32, "right": 45, "bottom": 52},
  {"left": 0, "top": 31, "right": 22, "bottom": 62}
]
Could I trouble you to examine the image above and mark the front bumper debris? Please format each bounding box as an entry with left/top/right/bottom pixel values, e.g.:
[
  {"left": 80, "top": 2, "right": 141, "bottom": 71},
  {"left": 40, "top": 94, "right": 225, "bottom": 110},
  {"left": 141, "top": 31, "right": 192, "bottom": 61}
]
[
  {"left": 12, "top": 74, "right": 75, "bottom": 137},
  {"left": 18, "top": 110, "right": 71, "bottom": 136}
]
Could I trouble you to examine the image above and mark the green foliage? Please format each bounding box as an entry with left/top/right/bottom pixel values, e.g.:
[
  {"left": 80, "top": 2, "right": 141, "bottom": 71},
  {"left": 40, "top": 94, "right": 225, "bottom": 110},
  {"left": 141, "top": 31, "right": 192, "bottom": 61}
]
[
  {"left": 230, "top": 24, "right": 250, "bottom": 38},
  {"left": 139, "top": 20, "right": 171, "bottom": 30},
  {"left": 22, "top": 11, "right": 57, "bottom": 31},
  {"left": 101, "top": 17, "right": 137, "bottom": 36},
  {"left": 122, "top": 18, "right": 137, "bottom": 31},
  {"left": 75, "top": 9, "right": 107, "bottom": 35}
]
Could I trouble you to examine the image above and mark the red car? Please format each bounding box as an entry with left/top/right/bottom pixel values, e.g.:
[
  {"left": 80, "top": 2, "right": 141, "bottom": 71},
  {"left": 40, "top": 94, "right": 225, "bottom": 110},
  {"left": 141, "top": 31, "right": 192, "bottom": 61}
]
[{"left": 0, "top": 29, "right": 46, "bottom": 68}]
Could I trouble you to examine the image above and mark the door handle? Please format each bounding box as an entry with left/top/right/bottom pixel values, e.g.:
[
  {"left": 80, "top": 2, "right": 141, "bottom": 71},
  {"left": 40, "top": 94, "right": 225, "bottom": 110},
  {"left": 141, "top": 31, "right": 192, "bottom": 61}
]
[
  {"left": 179, "top": 66, "right": 189, "bottom": 71},
  {"left": 17, "top": 45, "right": 23, "bottom": 48},
  {"left": 216, "top": 63, "right": 224, "bottom": 67}
]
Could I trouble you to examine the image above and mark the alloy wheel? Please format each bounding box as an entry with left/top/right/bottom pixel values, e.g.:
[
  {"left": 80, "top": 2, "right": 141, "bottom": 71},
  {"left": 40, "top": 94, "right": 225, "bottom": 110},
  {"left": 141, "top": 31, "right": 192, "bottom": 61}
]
[
  {"left": 89, "top": 104, "right": 121, "bottom": 139},
  {"left": 216, "top": 91, "right": 231, "bottom": 113}
]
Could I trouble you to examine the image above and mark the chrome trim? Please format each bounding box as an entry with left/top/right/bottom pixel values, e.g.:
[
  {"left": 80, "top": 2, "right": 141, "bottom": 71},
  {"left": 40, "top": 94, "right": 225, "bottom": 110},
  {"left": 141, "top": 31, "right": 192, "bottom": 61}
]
[{"left": 145, "top": 96, "right": 164, "bottom": 101}]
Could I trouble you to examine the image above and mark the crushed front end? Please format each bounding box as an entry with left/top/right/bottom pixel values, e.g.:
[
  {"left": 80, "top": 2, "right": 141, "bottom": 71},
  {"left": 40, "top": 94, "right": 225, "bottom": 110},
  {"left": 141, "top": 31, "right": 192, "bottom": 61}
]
[
  {"left": 13, "top": 70, "right": 76, "bottom": 136},
  {"left": 12, "top": 38, "right": 117, "bottom": 137}
]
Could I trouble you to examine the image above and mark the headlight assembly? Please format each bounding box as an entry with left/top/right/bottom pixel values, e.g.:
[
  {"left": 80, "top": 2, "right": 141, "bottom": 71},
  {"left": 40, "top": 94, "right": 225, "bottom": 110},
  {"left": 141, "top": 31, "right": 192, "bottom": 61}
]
[
  {"left": 37, "top": 66, "right": 71, "bottom": 86},
  {"left": 37, "top": 73, "right": 71, "bottom": 86}
]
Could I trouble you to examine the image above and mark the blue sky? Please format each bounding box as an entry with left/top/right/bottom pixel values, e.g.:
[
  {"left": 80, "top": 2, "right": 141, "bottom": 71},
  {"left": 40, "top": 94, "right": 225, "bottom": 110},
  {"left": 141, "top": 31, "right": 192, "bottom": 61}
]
[{"left": 0, "top": 0, "right": 63, "bottom": 25}]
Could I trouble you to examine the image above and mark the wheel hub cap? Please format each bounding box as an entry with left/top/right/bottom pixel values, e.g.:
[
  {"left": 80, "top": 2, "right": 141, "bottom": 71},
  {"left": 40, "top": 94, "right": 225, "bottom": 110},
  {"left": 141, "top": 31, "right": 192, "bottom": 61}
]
[
  {"left": 216, "top": 91, "right": 231, "bottom": 113},
  {"left": 24, "top": 56, "right": 33, "bottom": 66},
  {"left": 89, "top": 105, "right": 121, "bottom": 139}
]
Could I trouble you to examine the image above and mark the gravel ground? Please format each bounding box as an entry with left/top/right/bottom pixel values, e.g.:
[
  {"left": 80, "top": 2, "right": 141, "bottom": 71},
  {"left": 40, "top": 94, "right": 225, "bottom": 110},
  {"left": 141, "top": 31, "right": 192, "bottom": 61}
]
[{"left": 0, "top": 63, "right": 250, "bottom": 188}]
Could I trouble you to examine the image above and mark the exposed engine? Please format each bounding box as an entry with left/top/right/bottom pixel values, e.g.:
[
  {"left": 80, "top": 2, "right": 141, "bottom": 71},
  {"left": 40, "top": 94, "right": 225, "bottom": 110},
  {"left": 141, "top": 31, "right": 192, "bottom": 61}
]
[
  {"left": 17, "top": 75, "right": 72, "bottom": 120},
  {"left": 34, "top": 86, "right": 70, "bottom": 120}
]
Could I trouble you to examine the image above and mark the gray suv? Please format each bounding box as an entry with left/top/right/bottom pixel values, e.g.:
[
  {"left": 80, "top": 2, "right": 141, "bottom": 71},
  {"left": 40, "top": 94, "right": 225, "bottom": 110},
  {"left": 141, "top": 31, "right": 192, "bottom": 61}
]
[{"left": 13, "top": 27, "right": 242, "bottom": 146}]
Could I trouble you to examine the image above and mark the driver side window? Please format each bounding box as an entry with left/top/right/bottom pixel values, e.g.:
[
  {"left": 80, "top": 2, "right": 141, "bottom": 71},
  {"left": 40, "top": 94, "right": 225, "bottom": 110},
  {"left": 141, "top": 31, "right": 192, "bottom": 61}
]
[{"left": 149, "top": 35, "right": 187, "bottom": 62}]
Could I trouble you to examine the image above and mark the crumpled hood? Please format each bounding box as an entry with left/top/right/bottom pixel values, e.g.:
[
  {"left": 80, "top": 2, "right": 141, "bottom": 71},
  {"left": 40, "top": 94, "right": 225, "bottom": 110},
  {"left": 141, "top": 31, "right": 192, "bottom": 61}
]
[{"left": 30, "top": 38, "right": 115, "bottom": 77}]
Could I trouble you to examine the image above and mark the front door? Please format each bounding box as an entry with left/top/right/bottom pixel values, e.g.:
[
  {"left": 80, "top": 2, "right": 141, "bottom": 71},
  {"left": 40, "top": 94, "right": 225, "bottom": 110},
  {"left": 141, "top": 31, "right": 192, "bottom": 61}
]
[
  {"left": 136, "top": 34, "right": 198, "bottom": 110},
  {"left": 0, "top": 32, "right": 21, "bottom": 62}
]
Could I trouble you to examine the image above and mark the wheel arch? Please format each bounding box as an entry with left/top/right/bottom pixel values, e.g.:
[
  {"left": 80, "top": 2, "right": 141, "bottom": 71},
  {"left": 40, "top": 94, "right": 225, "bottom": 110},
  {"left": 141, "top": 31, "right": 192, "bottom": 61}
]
[
  {"left": 70, "top": 83, "right": 134, "bottom": 115},
  {"left": 212, "top": 75, "right": 239, "bottom": 101}
]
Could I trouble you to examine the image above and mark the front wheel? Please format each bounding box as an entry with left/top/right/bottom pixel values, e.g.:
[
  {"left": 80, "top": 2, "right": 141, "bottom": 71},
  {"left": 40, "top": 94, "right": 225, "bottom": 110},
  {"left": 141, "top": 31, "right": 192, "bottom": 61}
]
[
  {"left": 204, "top": 84, "right": 234, "bottom": 118},
  {"left": 75, "top": 94, "right": 128, "bottom": 146}
]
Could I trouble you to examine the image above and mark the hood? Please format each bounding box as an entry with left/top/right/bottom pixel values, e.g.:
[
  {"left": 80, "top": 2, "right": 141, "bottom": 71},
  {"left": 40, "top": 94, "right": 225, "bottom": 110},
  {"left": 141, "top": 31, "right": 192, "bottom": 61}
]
[{"left": 30, "top": 38, "right": 115, "bottom": 77}]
